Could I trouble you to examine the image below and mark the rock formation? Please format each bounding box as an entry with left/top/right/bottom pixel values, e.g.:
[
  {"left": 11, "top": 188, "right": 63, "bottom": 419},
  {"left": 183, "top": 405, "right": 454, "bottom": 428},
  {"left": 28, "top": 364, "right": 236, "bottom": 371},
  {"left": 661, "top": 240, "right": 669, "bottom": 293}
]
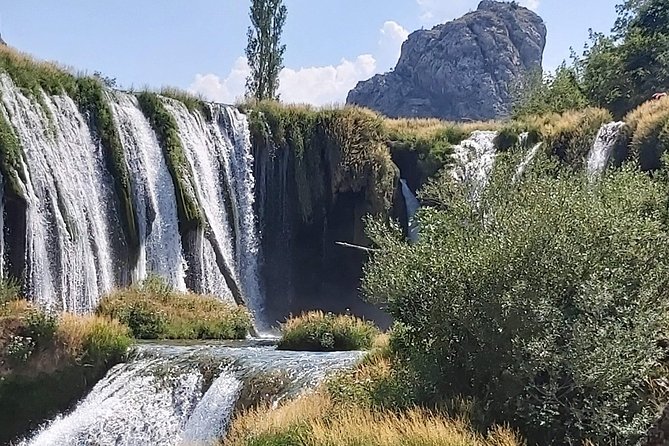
[{"left": 347, "top": 0, "right": 547, "bottom": 121}]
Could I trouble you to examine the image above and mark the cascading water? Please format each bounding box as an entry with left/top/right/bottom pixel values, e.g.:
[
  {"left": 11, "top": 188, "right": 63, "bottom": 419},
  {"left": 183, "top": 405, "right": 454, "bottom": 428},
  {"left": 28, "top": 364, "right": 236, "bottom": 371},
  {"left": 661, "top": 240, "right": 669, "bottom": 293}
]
[
  {"left": 162, "top": 98, "right": 265, "bottom": 327},
  {"left": 218, "top": 106, "right": 264, "bottom": 329},
  {"left": 400, "top": 179, "right": 420, "bottom": 243},
  {"left": 451, "top": 130, "right": 497, "bottom": 202},
  {"left": 0, "top": 74, "right": 117, "bottom": 312},
  {"left": 513, "top": 142, "right": 543, "bottom": 182},
  {"left": 21, "top": 343, "right": 362, "bottom": 446},
  {"left": 587, "top": 121, "right": 626, "bottom": 176},
  {"left": 108, "top": 92, "right": 187, "bottom": 290}
]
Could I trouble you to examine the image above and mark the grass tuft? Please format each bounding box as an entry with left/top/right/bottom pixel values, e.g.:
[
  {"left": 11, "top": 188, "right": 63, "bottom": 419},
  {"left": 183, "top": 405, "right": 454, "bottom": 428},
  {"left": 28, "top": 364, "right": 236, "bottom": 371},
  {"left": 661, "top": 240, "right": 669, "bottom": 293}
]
[
  {"left": 96, "top": 277, "right": 251, "bottom": 340},
  {"left": 625, "top": 96, "right": 669, "bottom": 170},
  {"left": 277, "top": 311, "right": 379, "bottom": 351}
]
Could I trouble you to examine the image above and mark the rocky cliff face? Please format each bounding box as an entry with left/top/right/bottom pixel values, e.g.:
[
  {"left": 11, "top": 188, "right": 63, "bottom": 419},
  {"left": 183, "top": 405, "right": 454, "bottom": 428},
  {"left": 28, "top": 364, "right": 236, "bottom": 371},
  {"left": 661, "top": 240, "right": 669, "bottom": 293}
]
[{"left": 347, "top": 0, "right": 547, "bottom": 121}]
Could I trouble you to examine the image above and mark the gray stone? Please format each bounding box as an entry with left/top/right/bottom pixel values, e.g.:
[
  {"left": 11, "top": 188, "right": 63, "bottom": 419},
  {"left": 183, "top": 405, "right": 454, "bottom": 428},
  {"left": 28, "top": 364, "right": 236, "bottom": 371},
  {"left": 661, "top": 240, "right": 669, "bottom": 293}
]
[{"left": 346, "top": 0, "right": 546, "bottom": 121}]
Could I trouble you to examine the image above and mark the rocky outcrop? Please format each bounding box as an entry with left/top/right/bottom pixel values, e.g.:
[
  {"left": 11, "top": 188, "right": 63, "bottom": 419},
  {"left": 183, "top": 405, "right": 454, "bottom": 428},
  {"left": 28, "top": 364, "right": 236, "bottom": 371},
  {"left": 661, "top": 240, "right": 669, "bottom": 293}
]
[{"left": 347, "top": 0, "right": 546, "bottom": 121}]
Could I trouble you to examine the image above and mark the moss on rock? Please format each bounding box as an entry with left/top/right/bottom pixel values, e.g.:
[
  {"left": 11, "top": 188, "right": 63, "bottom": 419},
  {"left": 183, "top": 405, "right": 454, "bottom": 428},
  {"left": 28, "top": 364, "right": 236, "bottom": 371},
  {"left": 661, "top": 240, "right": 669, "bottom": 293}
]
[
  {"left": 74, "top": 76, "right": 140, "bottom": 255},
  {"left": 137, "top": 92, "right": 204, "bottom": 231}
]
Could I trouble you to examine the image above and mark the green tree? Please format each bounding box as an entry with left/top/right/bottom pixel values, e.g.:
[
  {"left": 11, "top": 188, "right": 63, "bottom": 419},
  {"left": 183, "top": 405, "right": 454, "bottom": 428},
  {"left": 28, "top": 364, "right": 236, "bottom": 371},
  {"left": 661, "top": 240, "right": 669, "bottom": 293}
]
[
  {"left": 578, "top": 0, "right": 669, "bottom": 116},
  {"left": 512, "top": 64, "right": 589, "bottom": 118},
  {"left": 364, "top": 160, "right": 669, "bottom": 445},
  {"left": 245, "top": 0, "right": 287, "bottom": 101}
]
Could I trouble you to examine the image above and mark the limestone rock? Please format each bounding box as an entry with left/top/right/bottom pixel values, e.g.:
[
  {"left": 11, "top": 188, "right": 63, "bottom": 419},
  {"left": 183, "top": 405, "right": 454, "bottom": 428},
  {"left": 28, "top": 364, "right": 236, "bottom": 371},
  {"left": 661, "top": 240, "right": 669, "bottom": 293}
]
[{"left": 347, "top": 0, "right": 547, "bottom": 121}]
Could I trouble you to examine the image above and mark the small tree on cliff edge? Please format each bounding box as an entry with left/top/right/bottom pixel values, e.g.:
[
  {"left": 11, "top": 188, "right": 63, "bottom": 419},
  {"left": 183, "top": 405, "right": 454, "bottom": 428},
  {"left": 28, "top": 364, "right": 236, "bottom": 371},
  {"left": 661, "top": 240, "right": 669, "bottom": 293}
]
[{"left": 245, "top": 0, "right": 287, "bottom": 101}]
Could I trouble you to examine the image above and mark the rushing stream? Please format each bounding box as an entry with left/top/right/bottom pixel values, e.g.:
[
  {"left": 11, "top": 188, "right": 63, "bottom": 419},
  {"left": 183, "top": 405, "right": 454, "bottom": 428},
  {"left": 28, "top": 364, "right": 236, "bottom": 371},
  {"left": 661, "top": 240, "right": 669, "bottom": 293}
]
[{"left": 20, "top": 342, "right": 362, "bottom": 446}]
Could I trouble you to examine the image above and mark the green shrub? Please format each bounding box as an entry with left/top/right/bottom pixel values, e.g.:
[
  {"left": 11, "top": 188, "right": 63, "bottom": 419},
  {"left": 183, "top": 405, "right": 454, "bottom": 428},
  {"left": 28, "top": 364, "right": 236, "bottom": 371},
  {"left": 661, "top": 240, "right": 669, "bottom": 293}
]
[
  {"left": 24, "top": 309, "right": 57, "bottom": 348},
  {"left": 97, "top": 278, "right": 251, "bottom": 340},
  {"left": 364, "top": 160, "right": 669, "bottom": 445},
  {"left": 277, "top": 311, "right": 379, "bottom": 351},
  {"left": 493, "top": 127, "right": 520, "bottom": 152},
  {"left": 0, "top": 278, "right": 20, "bottom": 305}
]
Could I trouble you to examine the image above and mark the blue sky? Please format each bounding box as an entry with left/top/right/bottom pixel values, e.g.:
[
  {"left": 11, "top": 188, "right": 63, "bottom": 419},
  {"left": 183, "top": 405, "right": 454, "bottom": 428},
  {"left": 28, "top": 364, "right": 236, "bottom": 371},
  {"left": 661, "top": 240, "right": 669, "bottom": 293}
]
[{"left": 1, "top": 0, "right": 618, "bottom": 105}]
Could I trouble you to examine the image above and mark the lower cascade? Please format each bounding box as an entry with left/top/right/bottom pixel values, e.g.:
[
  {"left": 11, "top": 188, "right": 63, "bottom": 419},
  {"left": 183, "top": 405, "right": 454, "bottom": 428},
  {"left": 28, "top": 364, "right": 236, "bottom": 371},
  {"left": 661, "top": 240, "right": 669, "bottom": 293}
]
[
  {"left": 587, "top": 121, "right": 626, "bottom": 176},
  {"left": 20, "top": 343, "right": 362, "bottom": 446}
]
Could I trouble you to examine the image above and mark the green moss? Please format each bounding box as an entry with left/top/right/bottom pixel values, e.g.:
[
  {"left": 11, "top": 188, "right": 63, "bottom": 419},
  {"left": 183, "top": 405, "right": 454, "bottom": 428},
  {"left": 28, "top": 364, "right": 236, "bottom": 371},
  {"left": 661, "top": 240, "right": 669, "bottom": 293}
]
[
  {"left": 74, "top": 76, "right": 140, "bottom": 254},
  {"left": 0, "top": 106, "right": 26, "bottom": 200},
  {"left": 160, "top": 87, "right": 212, "bottom": 121},
  {"left": 0, "top": 47, "right": 77, "bottom": 98},
  {"left": 248, "top": 102, "right": 396, "bottom": 223},
  {"left": 137, "top": 92, "right": 204, "bottom": 230}
]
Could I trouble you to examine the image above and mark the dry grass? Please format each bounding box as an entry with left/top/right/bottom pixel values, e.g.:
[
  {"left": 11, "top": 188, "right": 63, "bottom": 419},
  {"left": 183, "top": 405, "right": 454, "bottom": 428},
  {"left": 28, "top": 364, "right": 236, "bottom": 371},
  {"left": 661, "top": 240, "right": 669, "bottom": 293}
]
[
  {"left": 624, "top": 96, "right": 669, "bottom": 170},
  {"left": 57, "top": 313, "right": 131, "bottom": 360},
  {"left": 625, "top": 95, "right": 669, "bottom": 133},
  {"left": 278, "top": 311, "right": 380, "bottom": 351},
  {"left": 518, "top": 108, "right": 612, "bottom": 167},
  {"left": 384, "top": 117, "right": 501, "bottom": 142},
  {"left": 225, "top": 391, "right": 523, "bottom": 446}
]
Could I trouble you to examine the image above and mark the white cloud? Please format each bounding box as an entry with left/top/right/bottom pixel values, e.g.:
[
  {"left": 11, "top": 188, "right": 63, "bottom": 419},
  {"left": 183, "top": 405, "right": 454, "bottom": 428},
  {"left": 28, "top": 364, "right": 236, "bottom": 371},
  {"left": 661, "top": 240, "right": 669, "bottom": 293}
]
[
  {"left": 190, "top": 54, "right": 377, "bottom": 106},
  {"left": 189, "top": 56, "right": 249, "bottom": 104},
  {"left": 191, "top": 20, "right": 408, "bottom": 106},
  {"left": 379, "top": 20, "right": 409, "bottom": 63},
  {"left": 278, "top": 54, "right": 377, "bottom": 105}
]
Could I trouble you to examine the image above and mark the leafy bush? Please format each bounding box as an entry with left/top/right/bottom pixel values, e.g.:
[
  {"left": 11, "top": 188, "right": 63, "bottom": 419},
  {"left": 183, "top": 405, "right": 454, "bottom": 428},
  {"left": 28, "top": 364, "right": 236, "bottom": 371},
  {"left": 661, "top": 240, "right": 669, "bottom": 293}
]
[
  {"left": 24, "top": 309, "right": 57, "bottom": 348},
  {"left": 277, "top": 311, "right": 379, "bottom": 351},
  {"left": 97, "top": 277, "right": 251, "bottom": 340},
  {"left": 364, "top": 161, "right": 669, "bottom": 445},
  {"left": 512, "top": 64, "right": 590, "bottom": 118},
  {"left": 326, "top": 335, "right": 415, "bottom": 410}
]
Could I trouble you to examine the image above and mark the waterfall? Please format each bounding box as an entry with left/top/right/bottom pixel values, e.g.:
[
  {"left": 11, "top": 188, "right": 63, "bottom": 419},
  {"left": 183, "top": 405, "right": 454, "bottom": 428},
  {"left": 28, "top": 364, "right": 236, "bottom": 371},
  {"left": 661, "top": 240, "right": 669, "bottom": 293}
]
[
  {"left": 21, "top": 343, "right": 362, "bottom": 446},
  {"left": 451, "top": 130, "right": 497, "bottom": 202},
  {"left": 162, "top": 99, "right": 265, "bottom": 327},
  {"left": 400, "top": 179, "right": 419, "bottom": 243},
  {"left": 216, "top": 106, "right": 264, "bottom": 329},
  {"left": 108, "top": 92, "right": 187, "bottom": 290},
  {"left": 0, "top": 74, "right": 117, "bottom": 312},
  {"left": 513, "top": 142, "right": 543, "bottom": 182},
  {"left": 587, "top": 121, "right": 626, "bottom": 176},
  {"left": 180, "top": 373, "right": 241, "bottom": 443}
]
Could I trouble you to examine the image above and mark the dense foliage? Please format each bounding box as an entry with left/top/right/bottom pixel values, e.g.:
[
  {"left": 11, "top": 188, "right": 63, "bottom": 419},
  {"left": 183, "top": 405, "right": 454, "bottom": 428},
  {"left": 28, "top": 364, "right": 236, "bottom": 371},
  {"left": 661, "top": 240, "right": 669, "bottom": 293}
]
[
  {"left": 277, "top": 311, "right": 379, "bottom": 351},
  {"left": 579, "top": 0, "right": 669, "bottom": 117},
  {"left": 97, "top": 277, "right": 251, "bottom": 340},
  {"left": 364, "top": 160, "right": 669, "bottom": 444},
  {"left": 514, "top": 0, "right": 669, "bottom": 119}
]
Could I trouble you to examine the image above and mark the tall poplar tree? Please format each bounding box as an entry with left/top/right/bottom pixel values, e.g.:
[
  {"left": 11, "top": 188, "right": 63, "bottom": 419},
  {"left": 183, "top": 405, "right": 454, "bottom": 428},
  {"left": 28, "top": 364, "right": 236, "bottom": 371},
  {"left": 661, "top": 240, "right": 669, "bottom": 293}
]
[{"left": 245, "top": 0, "right": 287, "bottom": 101}]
